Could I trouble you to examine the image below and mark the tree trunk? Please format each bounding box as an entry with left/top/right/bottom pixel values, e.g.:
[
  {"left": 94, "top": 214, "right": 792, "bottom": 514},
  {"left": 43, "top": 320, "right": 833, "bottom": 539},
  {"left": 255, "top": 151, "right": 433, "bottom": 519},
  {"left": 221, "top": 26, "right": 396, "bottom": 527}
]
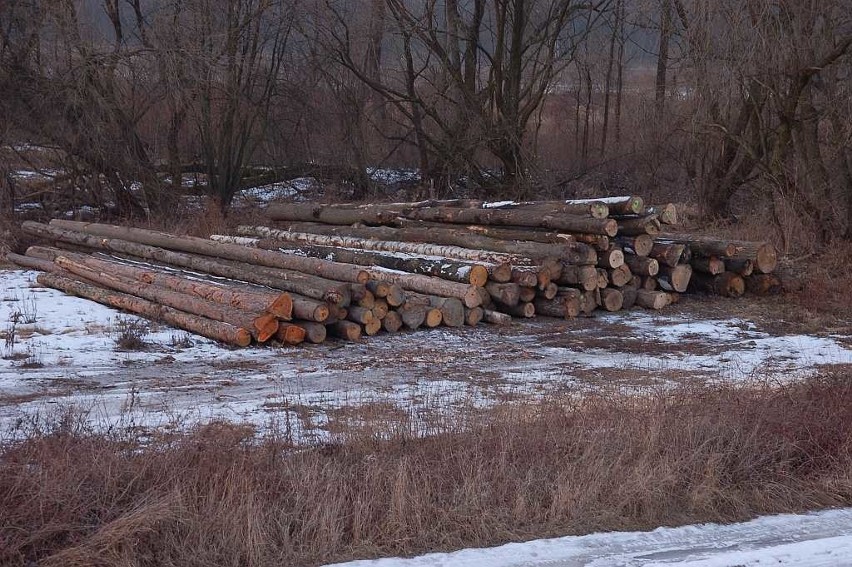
[
  {"left": 48, "top": 220, "right": 370, "bottom": 283},
  {"left": 623, "top": 255, "right": 659, "bottom": 277},
  {"left": 614, "top": 235, "right": 654, "bottom": 256},
  {"left": 365, "top": 269, "right": 484, "bottom": 308},
  {"left": 276, "top": 323, "right": 307, "bottom": 345},
  {"left": 36, "top": 273, "right": 252, "bottom": 347},
  {"left": 398, "top": 206, "right": 618, "bottom": 236},
  {"left": 649, "top": 243, "right": 685, "bottom": 267},
  {"left": 483, "top": 309, "right": 513, "bottom": 325},
  {"left": 565, "top": 195, "right": 644, "bottom": 215},
  {"left": 617, "top": 215, "right": 661, "bottom": 236},
  {"left": 556, "top": 265, "right": 598, "bottom": 291},
  {"left": 295, "top": 321, "right": 327, "bottom": 344},
  {"left": 600, "top": 288, "right": 624, "bottom": 312}
]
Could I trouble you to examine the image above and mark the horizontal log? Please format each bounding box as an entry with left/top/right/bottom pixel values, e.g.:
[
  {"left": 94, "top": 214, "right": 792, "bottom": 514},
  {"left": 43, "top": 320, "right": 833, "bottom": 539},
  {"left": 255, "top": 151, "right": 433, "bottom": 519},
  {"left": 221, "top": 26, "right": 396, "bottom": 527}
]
[
  {"left": 565, "top": 195, "right": 644, "bottom": 215},
  {"left": 746, "top": 274, "right": 783, "bottom": 296},
  {"left": 614, "top": 235, "right": 654, "bottom": 257},
  {"left": 382, "top": 310, "right": 403, "bottom": 333},
  {"left": 600, "top": 288, "right": 624, "bottom": 312},
  {"left": 597, "top": 247, "right": 625, "bottom": 269},
  {"left": 328, "top": 320, "right": 362, "bottom": 341},
  {"left": 617, "top": 215, "right": 661, "bottom": 236},
  {"left": 689, "top": 272, "right": 745, "bottom": 298},
  {"left": 397, "top": 206, "right": 619, "bottom": 236},
  {"left": 649, "top": 243, "right": 685, "bottom": 268},
  {"left": 657, "top": 264, "right": 693, "bottom": 293},
  {"left": 635, "top": 290, "right": 670, "bottom": 310},
  {"left": 483, "top": 309, "right": 513, "bottom": 325},
  {"left": 295, "top": 321, "right": 327, "bottom": 344},
  {"left": 480, "top": 200, "right": 610, "bottom": 218},
  {"left": 623, "top": 255, "right": 659, "bottom": 277},
  {"left": 691, "top": 256, "right": 726, "bottom": 275}
]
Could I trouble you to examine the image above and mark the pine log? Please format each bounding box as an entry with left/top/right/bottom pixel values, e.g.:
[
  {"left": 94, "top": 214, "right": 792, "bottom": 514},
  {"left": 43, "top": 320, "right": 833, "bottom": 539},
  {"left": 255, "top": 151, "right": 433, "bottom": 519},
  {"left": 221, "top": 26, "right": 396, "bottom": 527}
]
[
  {"left": 635, "top": 290, "right": 670, "bottom": 310},
  {"left": 556, "top": 265, "right": 598, "bottom": 291},
  {"left": 690, "top": 272, "right": 745, "bottom": 298},
  {"left": 483, "top": 309, "right": 513, "bottom": 325},
  {"left": 617, "top": 215, "right": 661, "bottom": 236},
  {"left": 48, "top": 221, "right": 371, "bottom": 284},
  {"left": 295, "top": 321, "right": 327, "bottom": 344},
  {"left": 36, "top": 273, "right": 253, "bottom": 347},
  {"left": 36, "top": 249, "right": 295, "bottom": 320},
  {"left": 464, "top": 307, "right": 484, "bottom": 326},
  {"left": 614, "top": 235, "right": 654, "bottom": 257},
  {"left": 381, "top": 310, "right": 403, "bottom": 333},
  {"left": 691, "top": 256, "right": 726, "bottom": 275},
  {"left": 22, "top": 223, "right": 353, "bottom": 306},
  {"left": 242, "top": 223, "right": 597, "bottom": 265},
  {"left": 657, "top": 264, "right": 693, "bottom": 293},
  {"left": 54, "top": 256, "right": 279, "bottom": 342},
  {"left": 366, "top": 269, "right": 483, "bottom": 308},
  {"left": 486, "top": 282, "right": 521, "bottom": 307},
  {"left": 608, "top": 264, "right": 633, "bottom": 287},
  {"left": 565, "top": 195, "right": 644, "bottom": 215},
  {"left": 289, "top": 295, "right": 330, "bottom": 323},
  {"left": 746, "top": 274, "right": 783, "bottom": 296},
  {"left": 600, "top": 288, "right": 624, "bottom": 312},
  {"left": 396, "top": 206, "right": 618, "bottom": 236},
  {"left": 649, "top": 243, "right": 686, "bottom": 268},
  {"left": 430, "top": 296, "right": 464, "bottom": 327},
  {"left": 275, "top": 323, "right": 307, "bottom": 345},
  {"left": 424, "top": 307, "right": 443, "bottom": 327},
  {"left": 328, "top": 320, "right": 362, "bottom": 341},
  {"left": 623, "top": 255, "right": 660, "bottom": 277},
  {"left": 658, "top": 234, "right": 777, "bottom": 273},
  {"left": 656, "top": 235, "right": 736, "bottom": 258},
  {"left": 597, "top": 247, "right": 625, "bottom": 269}
]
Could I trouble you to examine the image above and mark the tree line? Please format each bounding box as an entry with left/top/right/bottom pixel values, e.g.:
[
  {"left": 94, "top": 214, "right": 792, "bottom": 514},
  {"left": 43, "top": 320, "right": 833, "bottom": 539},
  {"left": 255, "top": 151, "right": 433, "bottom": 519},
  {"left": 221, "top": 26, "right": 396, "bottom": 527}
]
[{"left": 1, "top": 0, "right": 850, "bottom": 241}]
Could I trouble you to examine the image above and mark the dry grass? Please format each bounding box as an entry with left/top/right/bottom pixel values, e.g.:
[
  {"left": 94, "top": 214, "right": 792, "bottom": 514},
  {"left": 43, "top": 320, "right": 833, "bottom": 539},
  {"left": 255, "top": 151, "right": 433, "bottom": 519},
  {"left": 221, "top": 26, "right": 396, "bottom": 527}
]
[{"left": 2, "top": 369, "right": 852, "bottom": 566}]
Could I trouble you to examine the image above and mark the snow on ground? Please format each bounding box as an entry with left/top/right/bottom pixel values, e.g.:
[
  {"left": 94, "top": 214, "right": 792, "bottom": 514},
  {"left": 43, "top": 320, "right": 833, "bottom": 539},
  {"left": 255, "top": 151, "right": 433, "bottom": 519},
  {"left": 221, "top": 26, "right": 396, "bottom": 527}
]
[
  {"left": 324, "top": 508, "right": 852, "bottom": 566},
  {"left": 1, "top": 269, "right": 851, "bottom": 438}
]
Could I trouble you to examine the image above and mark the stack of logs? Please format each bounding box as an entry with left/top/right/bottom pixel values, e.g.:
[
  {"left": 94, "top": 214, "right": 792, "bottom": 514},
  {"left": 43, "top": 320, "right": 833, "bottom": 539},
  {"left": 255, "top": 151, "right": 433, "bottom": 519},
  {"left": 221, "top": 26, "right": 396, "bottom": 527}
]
[{"left": 7, "top": 196, "right": 780, "bottom": 347}]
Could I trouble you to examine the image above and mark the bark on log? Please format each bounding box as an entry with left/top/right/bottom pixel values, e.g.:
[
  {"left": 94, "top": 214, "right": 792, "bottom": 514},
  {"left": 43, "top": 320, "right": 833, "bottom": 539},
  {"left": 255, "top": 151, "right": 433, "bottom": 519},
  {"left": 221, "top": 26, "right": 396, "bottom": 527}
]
[
  {"left": 290, "top": 295, "right": 330, "bottom": 323},
  {"left": 565, "top": 195, "right": 644, "bottom": 215},
  {"left": 614, "top": 235, "right": 654, "bottom": 257},
  {"left": 640, "top": 276, "right": 658, "bottom": 291},
  {"left": 596, "top": 269, "right": 610, "bottom": 289},
  {"left": 48, "top": 221, "right": 371, "bottom": 284},
  {"left": 657, "top": 264, "right": 693, "bottom": 293},
  {"left": 364, "top": 318, "right": 382, "bottom": 336},
  {"left": 745, "top": 274, "right": 783, "bottom": 296},
  {"left": 346, "top": 305, "right": 375, "bottom": 325},
  {"left": 480, "top": 200, "right": 610, "bottom": 218},
  {"left": 647, "top": 203, "right": 678, "bottom": 225},
  {"left": 430, "top": 296, "right": 464, "bottom": 327},
  {"left": 600, "top": 288, "right": 624, "bottom": 312},
  {"left": 486, "top": 282, "right": 521, "bottom": 307},
  {"left": 455, "top": 224, "right": 577, "bottom": 245},
  {"left": 623, "top": 255, "right": 660, "bottom": 277},
  {"left": 597, "top": 247, "right": 625, "bottom": 269},
  {"left": 689, "top": 272, "right": 745, "bottom": 298},
  {"left": 534, "top": 295, "right": 580, "bottom": 319},
  {"left": 620, "top": 286, "right": 638, "bottom": 309},
  {"left": 649, "top": 243, "right": 686, "bottom": 268},
  {"left": 37, "top": 249, "right": 295, "bottom": 320},
  {"left": 569, "top": 234, "right": 611, "bottom": 252},
  {"left": 296, "top": 321, "right": 327, "bottom": 344},
  {"left": 726, "top": 259, "right": 754, "bottom": 277},
  {"left": 503, "top": 302, "right": 535, "bottom": 318},
  {"left": 242, "top": 223, "right": 597, "bottom": 265},
  {"left": 518, "top": 286, "right": 536, "bottom": 303},
  {"left": 542, "top": 282, "right": 558, "bottom": 300},
  {"left": 464, "top": 307, "right": 484, "bottom": 326},
  {"left": 608, "top": 264, "right": 633, "bottom": 287},
  {"left": 328, "top": 320, "right": 362, "bottom": 341},
  {"left": 511, "top": 269, "right": 538, "bottom": 287},
  {"left": 265, "top": 202, "right": 401, "bottom": 225},
  {"left": 483, "top": 309, "right": 513, "bottom": 325},
  {"left": 22, "top": 223, "right": 353, "bottom": 306},
  {"left": 54, "top": 256, "right": 279, "bottom": 342},
  {"left": 36, "top": 273, "right": 252, "bottom": 347},
  {"left": 350, "top": 284, "right": 375, "bottom": 308},
  {"left": 658, "top": 234, "right": 777, "bottom": 273}
]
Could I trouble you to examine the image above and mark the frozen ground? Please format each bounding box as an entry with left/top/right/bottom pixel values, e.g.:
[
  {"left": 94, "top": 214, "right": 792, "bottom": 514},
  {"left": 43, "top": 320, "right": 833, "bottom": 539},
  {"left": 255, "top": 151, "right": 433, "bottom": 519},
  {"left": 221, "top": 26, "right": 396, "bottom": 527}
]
[
  {"left": 325, "top": 508, "right": 852, "bottom": 566},
  {"left": 1, "top": 268, "right": 851, "bottom": 438}
]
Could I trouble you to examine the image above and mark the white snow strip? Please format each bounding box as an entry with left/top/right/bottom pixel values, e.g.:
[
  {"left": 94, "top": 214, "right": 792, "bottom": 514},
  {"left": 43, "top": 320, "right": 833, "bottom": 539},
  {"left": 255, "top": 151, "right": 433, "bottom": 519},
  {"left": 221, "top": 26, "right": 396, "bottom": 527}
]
[{"left": 324, "top": 508, "right": 852, "bottom": 567}]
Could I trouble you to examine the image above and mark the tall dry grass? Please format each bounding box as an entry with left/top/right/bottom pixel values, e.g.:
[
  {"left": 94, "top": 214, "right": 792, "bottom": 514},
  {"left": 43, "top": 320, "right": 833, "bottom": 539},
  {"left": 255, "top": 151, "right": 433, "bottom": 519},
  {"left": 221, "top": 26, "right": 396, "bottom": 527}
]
[{"left": 2, "top": 370, "right": 852, "bottom": 566}]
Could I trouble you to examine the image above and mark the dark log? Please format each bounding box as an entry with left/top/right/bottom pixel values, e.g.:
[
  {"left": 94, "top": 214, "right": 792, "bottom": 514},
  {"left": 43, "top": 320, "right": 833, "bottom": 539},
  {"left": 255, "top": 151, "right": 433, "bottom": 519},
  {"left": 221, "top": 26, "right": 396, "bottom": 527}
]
[
  {"left": 617, "top": 215, "right": 661, "bottom": 236},
  {"left": 295, "top": 321, "right": 327, "bottom": 344},
  {"left": 623, "top": 255, "right": 660, "bottom": 277},
  {"left": 600, "top": 288, "right": 624, "bottom": 312},
  {"left": 483, "top": 309, "right": 513, "bottom": 325},
  {"left": 635, "top": 290, "right": 671, "bottom": 310},
  {"left": 276, "top": 323, "right": 307, "bottom": 345},
  {"left": 689, "top": 272, "right": 746, "bottom": 298},
  {"left": 597, "top": 247, "right": 625, "bottom": 269},
  {"left": 396, "top": 206, "right": 618, "bottom": 236},
  {"left": 565, "top": 195, "right": 644, "bottom": 215},
  {"left": 614, "top": 235, "right": 654, "bottom": 257},
  {"left": 691, "top": 256, "right": 726, "bottom": 275},
  {"left": 746, "top": 274, "right": 783, "bottom": 296},
  {"left": 328, "top": 320, "right": 362, "bottom": 341},
  {"left": 649, "top": 243, "right": 686, "bottom": 268},
  {"left": 464, "top": 307, "right": 484, "bottom": 326},
  {"left": 486, "top": 282, "right": 521, "bottom": 307},
  {"left": 556, "top": 265, "right": 598, "bottom": 291},
  {"left": 382, "top": 310, "right": 403, "bottom": 333}
]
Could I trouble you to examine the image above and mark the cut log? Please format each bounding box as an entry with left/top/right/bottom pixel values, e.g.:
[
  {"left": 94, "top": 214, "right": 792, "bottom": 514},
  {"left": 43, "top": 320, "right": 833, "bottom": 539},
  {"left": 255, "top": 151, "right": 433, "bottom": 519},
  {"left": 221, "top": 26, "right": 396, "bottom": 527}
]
[
  {"left": 657, "top": 264, "right": 693, "bottom": 293},
  {"left": 265, "top": 202, "right": 403, "bottom": 226},
  {"left": 481, "top": 200, "right": 610, "bottom": 218},
  {"left": 364, "top": 318, "right": 382, "bottom": 336},
  {"left": 571, "top": 234, "right": 611, "bottom": 252},
  {"left": 464, "top": 307, "right": 484, "bottom": 326},
  {"left": 396, "top": 206, "right": 618, "bottom": 236},
  {"left": 565, "top": 195, "right": 644, "bottom": 215},
  {"left": 372, "top": 298, "right": 389, "bottom": 320},
  {"left": 328, "top": 320, "right": 362, "bottom": 341},
  {"left": 649, "top": 243, "right": 686, "bottom": 268},
  {"left": 366, "top": 269, "right": 483, "bottom": 308},
  {"left": 346, "top": 305, "right": 375, "bottom": 325},
  {"left": 534, "top": 296, "right": 580, "bottom": 319},
  {"left": 488, "top": 262, "right": 514, "bottom": 283},
  {"left": 276, "top": 323, "right": 307, "bottom": 345},
  {"left": 503, "top": 302, "right": 535, "bottom": 318},
  {"left": 47, "top": 221, "right": 370, "bottom": 284},
  {"left": 364, "top": 280, "right": 391, "bottom": 298},
  {"left": 690, "top": 272, "right": 746, "bottom": 298},
  {"left": 597, "top": 247, "right": 625, "bottom": 269},
  {"left": 518, "top": 286, "right": 536, "bottom": 303},
  {"left": 381, "top": 310, "right": 403, "bottom": 333},
  {"left": 350, "top": 284, "right": 375, "bottom": 308},
  {"left": 596, "top": 269, "right": 610, "bottom": 289},
  {"left": 54, "top": 256, "right": 279, "bottom": 342},
  {"left": 430, "top": 296, "right": 464, "bottom": 327},
  {"left": 659, "top": 234, "right": 777, "bottom": 273},
  {"left": 36, "top": 273, "right": 252, "bottom": 347},
  {"left": 483, "top": 309, "right": 513, "bottom": 325},
  {"left": 646, "top": 203, "right": 678, "bottom": 225},
  {"left": 635, "top": 290, "right": 670, "bottom": 310},
  {"left": 620, "top": 286, "right": 638, "bottom": 309},
  {"left": 290, "top": 295, "right": 330, "bottom": 323},
  {"left": 556, "top": 265, "right": 598, "bottom": 291},
  {"left": 424, "top": 307, "right": 443, "bottom": 328},
  {"left": 295, "top": 321, "right": 327, "bottom": 344},
  {"left": 608, "top": 264, "right": 633, "bottom": 287},
  {"left": 458, "top": 224, "right": 577, "bottom": 245},
  {"left": 242, "top": 223, "right": 597, "bottom": 265},
  {"left": 746, "top": 274, "right": 783, "bottom": 296},
  {"left": 22, "top": 223, "right": 353, "bottom": 306},
  {"left": 600, "top": 288, "right": 624, "bottom": 312},
  {"left": 486, "top": 282, "right": 521, "bottom": 307},
  {"left": 726, "top": 259, "right": 754, "bottom": 277},
  {"left": 623, "top": 255, "right": 660, "bottom": 277},
  {"left": 511, "top": 269, "right": 538, "bottom": 287},
  {"left": 614, "top": 235, "right": 654, "bottom": 257},
  {"left": 640, "top": 276, "right": 658, "bottom": 291},
  {"left": 384, "top": 284, "right": 407, "bottom": 307},
  {"left": 33, "top": 248, "right": 295, "bottom": 320},
  {"left": 579, "top": 291, "right": 598, "bottom": 315},
  {"left": 398, "top": 302, "right": 427, "bottom": 329},
  {"left": 542, "top": 282, "right": 559, "bottom": 300},
  {"left": 691, "top": 256, "right": 726, "bottom": 275},
  {"left": 617, "top": 215, "right": 661, "bottom": 236}
]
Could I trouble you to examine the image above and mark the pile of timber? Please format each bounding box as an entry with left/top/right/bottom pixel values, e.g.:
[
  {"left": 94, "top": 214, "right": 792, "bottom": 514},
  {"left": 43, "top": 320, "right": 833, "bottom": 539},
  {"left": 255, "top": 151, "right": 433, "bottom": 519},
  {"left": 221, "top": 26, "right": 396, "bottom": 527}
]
[{"left": 7, "top": 199, "right": 780, "bottom": 347}]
